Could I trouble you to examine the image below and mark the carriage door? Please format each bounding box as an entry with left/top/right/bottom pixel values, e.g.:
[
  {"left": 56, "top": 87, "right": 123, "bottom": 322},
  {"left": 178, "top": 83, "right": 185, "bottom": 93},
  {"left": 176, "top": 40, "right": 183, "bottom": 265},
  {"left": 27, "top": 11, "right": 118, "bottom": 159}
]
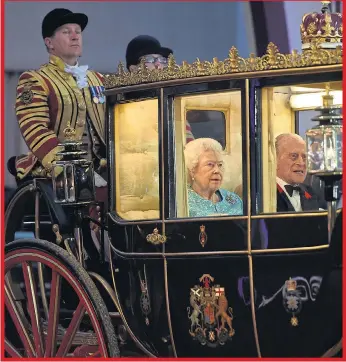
[
  {"left": 160, "top": 80, "right": 259, "bottom": 357},
  {"left": 250, "top": 75, "right": 342, "bottom": 357},
  {"left": 107, "top": 89, "right": 171, "bottom": 356}
]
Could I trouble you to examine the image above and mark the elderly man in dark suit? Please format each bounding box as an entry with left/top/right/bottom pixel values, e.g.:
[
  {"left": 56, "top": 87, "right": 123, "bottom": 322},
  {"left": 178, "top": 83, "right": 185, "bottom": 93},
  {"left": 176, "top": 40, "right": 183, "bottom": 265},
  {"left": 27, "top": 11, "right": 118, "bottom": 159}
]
[{"left": 275, "top": 133, "right": 323, "bottom": 212}]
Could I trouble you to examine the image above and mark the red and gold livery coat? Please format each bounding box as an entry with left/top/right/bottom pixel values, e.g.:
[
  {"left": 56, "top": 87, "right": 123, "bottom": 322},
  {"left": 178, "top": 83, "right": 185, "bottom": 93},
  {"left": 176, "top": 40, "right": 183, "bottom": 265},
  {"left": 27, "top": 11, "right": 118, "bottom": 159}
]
[{"left": 15, "top": 55, "right": 106, "bottom": 179}]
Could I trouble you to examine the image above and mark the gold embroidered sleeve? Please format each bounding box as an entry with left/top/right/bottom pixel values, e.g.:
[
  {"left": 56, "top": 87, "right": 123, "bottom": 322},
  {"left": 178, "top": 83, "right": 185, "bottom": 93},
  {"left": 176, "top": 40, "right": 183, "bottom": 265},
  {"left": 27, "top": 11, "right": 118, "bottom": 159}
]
[{"left": 16, "top": 71, "right": 62, "bottom": 171}]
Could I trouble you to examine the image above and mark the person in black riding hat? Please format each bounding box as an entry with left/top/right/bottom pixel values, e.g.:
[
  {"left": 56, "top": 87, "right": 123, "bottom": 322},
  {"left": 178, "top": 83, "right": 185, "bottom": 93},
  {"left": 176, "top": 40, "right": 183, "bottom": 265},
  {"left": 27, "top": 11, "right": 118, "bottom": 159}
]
[
  {"left": 125, "top": 35, "right": 195, "bottom": 143},
  {"left": 125, "top": 35, "right": 173, "bottom": 71}
]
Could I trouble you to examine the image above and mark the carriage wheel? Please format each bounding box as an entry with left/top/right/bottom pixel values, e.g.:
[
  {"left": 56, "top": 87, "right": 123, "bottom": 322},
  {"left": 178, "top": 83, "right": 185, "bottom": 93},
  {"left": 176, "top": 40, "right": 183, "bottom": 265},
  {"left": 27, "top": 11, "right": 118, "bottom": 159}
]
[{"left": 5, "top": 238, "right": 120, "bottom": 358}]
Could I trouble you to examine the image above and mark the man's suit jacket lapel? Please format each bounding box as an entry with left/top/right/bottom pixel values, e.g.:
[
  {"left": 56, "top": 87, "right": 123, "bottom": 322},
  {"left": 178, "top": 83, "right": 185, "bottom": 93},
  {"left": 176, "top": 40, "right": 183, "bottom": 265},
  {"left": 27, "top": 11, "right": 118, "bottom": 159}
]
[
  {"left": 277, "top": 184, "right": 295, "bottom": 212},
  {"left": 299, "top": 184, "right": 319, "bottom": 211},
  {"left": 277, "top": 183, "right": 319, "bottom": 212}
]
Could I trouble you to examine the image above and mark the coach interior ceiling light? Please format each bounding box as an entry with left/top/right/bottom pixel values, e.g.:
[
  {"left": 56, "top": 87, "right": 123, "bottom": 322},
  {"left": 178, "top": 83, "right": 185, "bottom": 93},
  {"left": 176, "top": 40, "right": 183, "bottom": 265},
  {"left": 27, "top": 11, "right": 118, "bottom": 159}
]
[
  {"left": 289, "top": 90, "right": 343, "bottom": 111},
  {"left": 290, "top": 86, "right": 326, "bottom": 93}
]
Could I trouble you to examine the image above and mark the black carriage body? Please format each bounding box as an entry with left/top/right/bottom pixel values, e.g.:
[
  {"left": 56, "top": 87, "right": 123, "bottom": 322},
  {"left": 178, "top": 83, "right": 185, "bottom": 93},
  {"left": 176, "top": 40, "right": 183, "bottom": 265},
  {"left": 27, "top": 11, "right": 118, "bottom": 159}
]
[{"left": 104, "top": 52, "right": 343, "bottom": 358}]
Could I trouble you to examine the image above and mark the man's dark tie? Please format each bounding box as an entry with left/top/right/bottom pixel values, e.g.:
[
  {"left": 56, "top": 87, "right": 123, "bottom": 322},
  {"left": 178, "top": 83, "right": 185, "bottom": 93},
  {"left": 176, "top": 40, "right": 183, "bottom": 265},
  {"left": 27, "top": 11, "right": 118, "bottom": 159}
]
[{"left": 284, "top": 184, "right": 301, "bottom": 197}]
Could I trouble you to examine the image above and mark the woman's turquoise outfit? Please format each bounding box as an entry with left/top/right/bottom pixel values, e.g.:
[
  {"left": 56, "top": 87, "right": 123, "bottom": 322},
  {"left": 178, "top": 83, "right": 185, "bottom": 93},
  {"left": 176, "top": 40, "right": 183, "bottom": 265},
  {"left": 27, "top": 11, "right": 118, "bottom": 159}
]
[{"left": 187, "top": 187, "right": 243, "bottom": 217}]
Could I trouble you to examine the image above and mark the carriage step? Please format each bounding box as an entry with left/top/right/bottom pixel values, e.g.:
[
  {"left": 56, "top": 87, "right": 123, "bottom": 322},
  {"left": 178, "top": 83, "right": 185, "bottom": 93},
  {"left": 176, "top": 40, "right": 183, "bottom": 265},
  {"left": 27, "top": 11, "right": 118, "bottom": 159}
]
[{"left": 14, "top": 231, "right": 36, "bottom": 240}]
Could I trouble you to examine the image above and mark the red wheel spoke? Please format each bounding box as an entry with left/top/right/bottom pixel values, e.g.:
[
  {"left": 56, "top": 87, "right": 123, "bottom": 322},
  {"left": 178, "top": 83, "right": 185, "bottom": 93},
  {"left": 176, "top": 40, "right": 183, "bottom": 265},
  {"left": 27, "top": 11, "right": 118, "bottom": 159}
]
[
  {"left": 21, "top": 262, "right": 45, "bottom": 357},
  {"left": 5, "top": 284, "right": 35, "bottom": 357},
  {"left": 56, "top": 302, "right": 86, "bottom": 357},
  {"left": 5, "top": 274, "right": 32, "bottom": 330},
  {"left": 5, "top": 339, "right": 23, "bottom": 358},
  {"left": 37, "top": 262, "right": 49, "bottom": 320},
  {"left": 44, "top": 271, "right": 62, "bottom": 357},
  {"left": 5, "top": 247, "right": 114, "bottom": 358}
]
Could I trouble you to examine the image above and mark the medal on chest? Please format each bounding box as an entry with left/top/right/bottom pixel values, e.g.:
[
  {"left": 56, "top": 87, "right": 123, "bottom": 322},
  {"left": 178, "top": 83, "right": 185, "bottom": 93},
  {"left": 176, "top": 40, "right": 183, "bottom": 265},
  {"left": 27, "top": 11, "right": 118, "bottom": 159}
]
[{"left": 90, "top": 85, "right": 105, "bottom": 104}]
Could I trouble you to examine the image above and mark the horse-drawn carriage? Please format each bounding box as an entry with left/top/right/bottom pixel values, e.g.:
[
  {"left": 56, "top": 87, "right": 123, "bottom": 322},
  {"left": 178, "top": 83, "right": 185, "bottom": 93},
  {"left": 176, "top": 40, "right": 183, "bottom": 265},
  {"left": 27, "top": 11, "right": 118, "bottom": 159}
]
[{"left": 4, "top": 5, "right": 343, "bottom": 358}]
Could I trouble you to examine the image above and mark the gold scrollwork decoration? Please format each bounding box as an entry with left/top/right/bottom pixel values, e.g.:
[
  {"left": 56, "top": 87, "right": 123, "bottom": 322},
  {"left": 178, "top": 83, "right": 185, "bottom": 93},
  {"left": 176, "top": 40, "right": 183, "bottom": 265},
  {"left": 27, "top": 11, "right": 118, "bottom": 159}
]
[
  {"left": 146, "top": 228, "right": 167, "bottom": 245},
  {"left": 104, "top": 42, "right": 342, "bottom": 89}
]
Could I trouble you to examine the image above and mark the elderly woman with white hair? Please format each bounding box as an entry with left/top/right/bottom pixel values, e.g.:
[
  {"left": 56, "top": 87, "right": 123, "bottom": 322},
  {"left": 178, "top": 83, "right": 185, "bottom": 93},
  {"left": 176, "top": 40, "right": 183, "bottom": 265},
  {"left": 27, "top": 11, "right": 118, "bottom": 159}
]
[{"left": 184, "top": 138, "right": 243, "bottom": 217}]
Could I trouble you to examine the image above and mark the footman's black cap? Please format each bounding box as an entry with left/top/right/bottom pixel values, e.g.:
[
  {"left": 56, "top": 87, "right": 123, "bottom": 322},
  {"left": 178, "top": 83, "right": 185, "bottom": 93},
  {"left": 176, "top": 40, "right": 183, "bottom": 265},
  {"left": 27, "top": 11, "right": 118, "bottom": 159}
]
[{"left": 42, "top": 8, "right": 88, "bottom": 38}]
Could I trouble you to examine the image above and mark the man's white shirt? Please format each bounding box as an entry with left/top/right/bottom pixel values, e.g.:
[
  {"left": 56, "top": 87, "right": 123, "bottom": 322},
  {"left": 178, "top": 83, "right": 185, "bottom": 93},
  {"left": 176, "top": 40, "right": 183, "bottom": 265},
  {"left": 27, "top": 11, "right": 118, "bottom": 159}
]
[{"left": 276, "top": 177, "right": 302, "bottom": 212}]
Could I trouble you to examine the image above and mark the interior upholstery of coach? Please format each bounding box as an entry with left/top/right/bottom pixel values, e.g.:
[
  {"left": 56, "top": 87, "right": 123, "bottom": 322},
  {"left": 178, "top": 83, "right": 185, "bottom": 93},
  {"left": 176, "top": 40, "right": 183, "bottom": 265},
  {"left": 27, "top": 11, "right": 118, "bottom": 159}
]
[
  {"left": 113, "top": 90, "right": 245, "bottom": 220},
  {"left": 112, "top": 82, "right": 342, "bottom": 220}
]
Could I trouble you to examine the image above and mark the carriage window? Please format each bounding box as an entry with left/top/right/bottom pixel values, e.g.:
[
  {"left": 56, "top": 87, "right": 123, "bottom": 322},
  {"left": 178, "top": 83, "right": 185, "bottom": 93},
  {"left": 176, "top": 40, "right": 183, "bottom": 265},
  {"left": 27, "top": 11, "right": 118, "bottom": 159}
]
[
  {"left": 187, "top": 110, "right": 226, "bottom": 149},
  {"left": 113, "top": 99, "right": 160, "bottom": 220},
  {"left": 296, "top": 110, "right": 342, "bottom": 211},
  {"left": 173, "top": 91, "right": 244, "bottom": 219},
  {"left": 259, "top": 81, "right": 342, "bottom": 214}
]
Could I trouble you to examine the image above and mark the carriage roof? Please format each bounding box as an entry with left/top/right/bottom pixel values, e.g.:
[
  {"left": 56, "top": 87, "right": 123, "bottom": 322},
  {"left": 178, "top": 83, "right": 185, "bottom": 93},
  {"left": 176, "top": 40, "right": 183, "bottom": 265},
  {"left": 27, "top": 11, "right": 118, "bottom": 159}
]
[{"left": 103, "top": 42, "right": 342, "bottom": 93}]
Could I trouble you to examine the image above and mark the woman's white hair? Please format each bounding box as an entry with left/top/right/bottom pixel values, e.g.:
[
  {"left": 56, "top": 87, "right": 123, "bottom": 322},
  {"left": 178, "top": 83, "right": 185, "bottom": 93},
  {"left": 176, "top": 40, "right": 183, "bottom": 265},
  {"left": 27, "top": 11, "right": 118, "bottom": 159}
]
[{"left": 184, "top": 138, "right": 223, "bottom": 173}]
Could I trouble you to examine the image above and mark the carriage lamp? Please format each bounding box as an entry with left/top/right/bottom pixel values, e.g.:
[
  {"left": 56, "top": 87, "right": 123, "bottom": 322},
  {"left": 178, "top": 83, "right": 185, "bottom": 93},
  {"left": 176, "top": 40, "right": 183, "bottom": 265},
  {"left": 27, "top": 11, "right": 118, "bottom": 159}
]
[
  {"left": 51, "top": 141, "right": 96, "bottom": 204},
  {"left": 305, "top": 83, "right": 342, "bottom": 240}
]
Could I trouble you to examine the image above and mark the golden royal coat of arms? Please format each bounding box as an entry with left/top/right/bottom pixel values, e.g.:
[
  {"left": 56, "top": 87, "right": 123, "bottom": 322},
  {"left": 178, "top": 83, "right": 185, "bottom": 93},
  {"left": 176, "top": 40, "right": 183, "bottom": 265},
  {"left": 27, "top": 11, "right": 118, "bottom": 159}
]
[{"left": 187, "top": 274, "right": 235, "bottom": 347}]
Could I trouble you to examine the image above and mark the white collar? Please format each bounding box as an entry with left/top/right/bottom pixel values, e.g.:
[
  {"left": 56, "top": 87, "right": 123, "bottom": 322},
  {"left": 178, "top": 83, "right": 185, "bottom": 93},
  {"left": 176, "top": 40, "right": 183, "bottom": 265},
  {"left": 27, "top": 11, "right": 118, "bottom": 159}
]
[
  {"left": 277, "top": 177, "right": 290, "bottom": 189},
  {"left": 65, "top": 62, "right": 79, "bottom": 70},
  {"left": 64, "top": 62, "right": 89, "bottom": 89},
  {"left": 276, "top": 177, "right": 302, "bottom": 211}
]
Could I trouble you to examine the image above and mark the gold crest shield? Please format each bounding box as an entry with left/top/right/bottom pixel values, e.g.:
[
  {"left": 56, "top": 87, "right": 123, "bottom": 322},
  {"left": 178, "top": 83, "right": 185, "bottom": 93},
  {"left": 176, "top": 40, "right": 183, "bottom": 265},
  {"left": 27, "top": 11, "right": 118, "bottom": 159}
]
[{"left": 187, "top": 274, "right": 235, "bottom": 347}]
